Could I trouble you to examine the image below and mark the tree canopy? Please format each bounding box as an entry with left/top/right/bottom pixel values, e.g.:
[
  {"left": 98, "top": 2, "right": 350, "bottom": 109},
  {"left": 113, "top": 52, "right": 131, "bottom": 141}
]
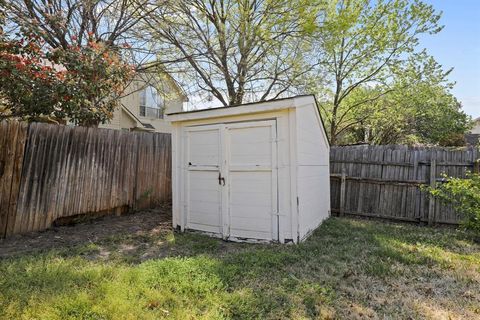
[
  {"left": 323, "top": 51, "right": 471, "bottom": 146},
  {"left": 0, "top": 0, "right": 473, "bottom": 143},
  {"left": 3, "top": 0, "right": 146, "bottom": 50},
  {"left": 140, "top": 0, "right": 322, "bottom": 106},
  {"left": 310, "top": 0, "right": 455, "bottom": 144}
]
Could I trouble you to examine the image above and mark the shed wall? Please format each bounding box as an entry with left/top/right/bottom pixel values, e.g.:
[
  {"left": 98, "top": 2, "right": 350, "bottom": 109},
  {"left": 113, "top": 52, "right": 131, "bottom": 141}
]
[{"left": 295, "top": 103, "right": 330, "bottom": 240}]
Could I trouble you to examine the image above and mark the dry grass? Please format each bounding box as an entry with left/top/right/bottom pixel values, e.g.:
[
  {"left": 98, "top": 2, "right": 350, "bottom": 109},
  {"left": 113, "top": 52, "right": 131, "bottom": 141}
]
[{"left": 0, "top": 213, "right": 479, "bottom": 319}]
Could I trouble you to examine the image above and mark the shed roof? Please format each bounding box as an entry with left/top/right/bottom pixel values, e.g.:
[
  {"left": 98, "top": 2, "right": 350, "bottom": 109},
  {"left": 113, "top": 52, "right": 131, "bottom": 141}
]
[
  {"left": 166, "top": 95, "right": 314, "bottom": 120},
  {"left": 166, "top": 94, "right": 330, "bottom": 146},
  {"left": 167, "top": 94, "right": 311, "bottom": 114}
]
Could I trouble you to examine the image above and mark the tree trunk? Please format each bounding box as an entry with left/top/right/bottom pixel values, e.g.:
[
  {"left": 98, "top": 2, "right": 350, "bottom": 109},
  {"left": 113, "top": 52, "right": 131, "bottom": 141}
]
[
  {"left": 330, "top": 121, "right": 337, "bottom": 145},
  {"left": 329, "top": 101, "right": 340, "bottom": 145}
]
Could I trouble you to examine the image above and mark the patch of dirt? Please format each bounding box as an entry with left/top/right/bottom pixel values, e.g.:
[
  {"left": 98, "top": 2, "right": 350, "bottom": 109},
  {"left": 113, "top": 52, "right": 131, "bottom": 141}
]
[{"left": 0, "top": 204, "right": 172, "bottom": 259}]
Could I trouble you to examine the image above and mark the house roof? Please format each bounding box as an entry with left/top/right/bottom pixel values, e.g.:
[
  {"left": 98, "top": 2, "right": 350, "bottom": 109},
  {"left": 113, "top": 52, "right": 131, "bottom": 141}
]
[
  {"left": 465, "top": 133, "right": 480, "bottom": 146},
  {"left": 120, "top": 103, "right": 155, "bottom": 132}
]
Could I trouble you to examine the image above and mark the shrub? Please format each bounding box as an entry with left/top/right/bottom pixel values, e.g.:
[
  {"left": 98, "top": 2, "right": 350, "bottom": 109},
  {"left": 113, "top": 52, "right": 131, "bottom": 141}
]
[
  {"left": 430, "top": 171, "right": 480, "bottom": 234},
  {"left": 0, "top": 32, "right": 134, "bottom": 126}
]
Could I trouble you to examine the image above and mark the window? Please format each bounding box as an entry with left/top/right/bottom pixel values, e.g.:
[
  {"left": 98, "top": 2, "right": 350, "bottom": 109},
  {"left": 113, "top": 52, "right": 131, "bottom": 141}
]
[{"left": 139, "top": 85, "right": 164, "bottom": 119}]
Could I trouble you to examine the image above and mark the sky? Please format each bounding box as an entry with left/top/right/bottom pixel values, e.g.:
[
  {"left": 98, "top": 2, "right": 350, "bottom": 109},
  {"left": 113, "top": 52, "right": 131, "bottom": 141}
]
[{"left": 420, "top": 0, "right": 480, "bottom": 119}]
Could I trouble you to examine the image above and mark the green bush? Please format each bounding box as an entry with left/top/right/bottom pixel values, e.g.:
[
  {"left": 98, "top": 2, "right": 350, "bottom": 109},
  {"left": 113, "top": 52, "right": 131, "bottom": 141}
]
[{"left": 430, "top": 172, "right": 480, "bottom": 234}]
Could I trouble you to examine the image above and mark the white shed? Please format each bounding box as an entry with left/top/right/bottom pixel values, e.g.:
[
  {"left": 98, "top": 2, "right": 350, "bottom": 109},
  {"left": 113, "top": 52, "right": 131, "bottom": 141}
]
[{"left": 166, "top": 95, "right": 330, "bottom": 243}]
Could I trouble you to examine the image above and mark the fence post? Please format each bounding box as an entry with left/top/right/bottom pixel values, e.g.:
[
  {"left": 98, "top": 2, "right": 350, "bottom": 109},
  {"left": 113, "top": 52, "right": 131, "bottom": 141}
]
[
  {"left": 428, "top": 159, "right": 436, "bottom": 225},
  {"left": 339, "top": 164, "right": 346, "bottom": 217},
  {"left": 474, "top": 159, "right": 479, "bottom": 174}
]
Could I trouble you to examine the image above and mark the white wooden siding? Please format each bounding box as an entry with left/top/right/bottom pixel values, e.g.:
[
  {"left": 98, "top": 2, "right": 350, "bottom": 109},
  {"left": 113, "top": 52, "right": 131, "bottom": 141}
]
[
  {"left": 296, "top": 104, "right": 329, "bottom": 165},
  {"left": 295, "top": 103, "right": 330, "bottom": 240},
  {"left": 170, "top": 95, "right": 329, "bottom": 243},
  {"left": 297, "top": 166, "right": 330, "bottom": 238}
]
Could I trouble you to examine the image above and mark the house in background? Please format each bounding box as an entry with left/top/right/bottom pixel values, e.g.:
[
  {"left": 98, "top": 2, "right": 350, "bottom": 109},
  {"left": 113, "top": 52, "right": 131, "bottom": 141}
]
[
  {"left": 99, "top": 66, "right": 188, "bottom": 133},
  {"left": 465, "top": 116, "right": 480, "bottom": 146}
]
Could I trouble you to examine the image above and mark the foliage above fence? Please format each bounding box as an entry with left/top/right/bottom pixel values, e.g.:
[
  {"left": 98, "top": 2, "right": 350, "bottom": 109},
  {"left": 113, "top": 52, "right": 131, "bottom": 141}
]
[
  {"left": 330, "top": 145, "right": 479, "bottom": 225},
  {"left": 0, "top": 121, "right": 171, "bottom": 238}
]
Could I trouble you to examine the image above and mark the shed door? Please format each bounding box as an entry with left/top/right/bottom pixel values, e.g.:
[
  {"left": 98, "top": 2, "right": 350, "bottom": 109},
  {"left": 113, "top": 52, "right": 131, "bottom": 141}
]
[
  {"left": 184, "top": 120, "right": 278, "bottom": 241},
  {"left": 225, "top": 120, "right": 278, "bottom": 241},
  {"left": 185, "top": 125, "right": 223, "bottom": 234}
]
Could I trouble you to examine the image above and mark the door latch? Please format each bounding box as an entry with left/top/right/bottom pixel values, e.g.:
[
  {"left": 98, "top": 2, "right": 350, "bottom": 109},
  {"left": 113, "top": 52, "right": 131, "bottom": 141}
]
[{"left": 218, "top": 172, "right": 225, "bottom": 186}]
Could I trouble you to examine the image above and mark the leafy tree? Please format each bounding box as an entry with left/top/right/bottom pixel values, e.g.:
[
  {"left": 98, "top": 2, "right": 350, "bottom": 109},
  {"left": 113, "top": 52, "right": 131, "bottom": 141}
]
[
  {"left": 1, "top": 0, "right": 140, "bottom": 125},
  {"left": 408, "top": 89, "right": 470, "bottom": 146},
  {"left": 0, "top": 33, "right": 134, "bottom": 125},
  {"left": 312, "top": 0, "right": 444, "bottom": 144},
  {"left": 344, "top": 87, "right": 470, "bottom": 146},
  {"left": 141, "top": 0, "right": 322, "bottom": 106},
  {"left": 337, "top": 56, "right": 471, "bottom": 146}
]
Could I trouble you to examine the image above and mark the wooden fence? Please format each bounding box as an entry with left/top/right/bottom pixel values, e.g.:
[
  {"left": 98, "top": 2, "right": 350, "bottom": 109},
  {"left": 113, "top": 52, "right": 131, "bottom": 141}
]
[
  {"left": 0, "top": 121, "right": 171, "bottom": 238},
  {"left": 330, "top": 145, "right": 479, "bottom": 225}
]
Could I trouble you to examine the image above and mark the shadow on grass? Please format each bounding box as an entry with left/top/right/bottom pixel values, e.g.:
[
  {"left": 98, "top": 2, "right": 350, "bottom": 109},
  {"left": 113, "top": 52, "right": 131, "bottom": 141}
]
[{"left": 0, "top": 217, "right": 479, "bottom": 319}]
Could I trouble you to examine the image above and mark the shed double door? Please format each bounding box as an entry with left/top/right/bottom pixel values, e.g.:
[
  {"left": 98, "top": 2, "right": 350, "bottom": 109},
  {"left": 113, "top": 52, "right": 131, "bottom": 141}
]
[{"left": 185, "top": 120, "right": 278, "bottom": 241}]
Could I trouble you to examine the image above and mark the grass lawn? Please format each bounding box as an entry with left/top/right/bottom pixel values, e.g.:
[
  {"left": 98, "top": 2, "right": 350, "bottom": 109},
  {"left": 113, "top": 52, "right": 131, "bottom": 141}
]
[{"left": 0, "top": 215, "right": 479, "bottom": 319}]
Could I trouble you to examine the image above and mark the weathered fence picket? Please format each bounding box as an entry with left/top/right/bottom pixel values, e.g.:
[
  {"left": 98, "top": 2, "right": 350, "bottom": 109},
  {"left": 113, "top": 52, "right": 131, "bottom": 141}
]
[
  {"left": 0, "top": 121, "right": 28, "bottom": 237},
  {"left": 0, "top": 121, "right": 171, "bottom": 238},
  {"left": 330, "top": 145, "right": 479, "bottom": 225}
]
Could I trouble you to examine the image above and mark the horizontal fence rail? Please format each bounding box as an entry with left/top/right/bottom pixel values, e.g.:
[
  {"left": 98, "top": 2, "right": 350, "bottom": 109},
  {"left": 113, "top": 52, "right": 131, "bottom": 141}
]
[
  {"left": 330, "top": 145, "right": 479, "bottom": 225},
  {"left": 0, "top": 121, "right": 171, "bottom": 238}
]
